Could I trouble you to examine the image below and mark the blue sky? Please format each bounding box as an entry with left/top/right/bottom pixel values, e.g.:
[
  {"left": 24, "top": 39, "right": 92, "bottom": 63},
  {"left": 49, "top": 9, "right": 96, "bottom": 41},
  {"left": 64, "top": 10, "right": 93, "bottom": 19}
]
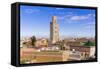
[{"left": 20, "top": 5, "right": 95, "bottom": 38}]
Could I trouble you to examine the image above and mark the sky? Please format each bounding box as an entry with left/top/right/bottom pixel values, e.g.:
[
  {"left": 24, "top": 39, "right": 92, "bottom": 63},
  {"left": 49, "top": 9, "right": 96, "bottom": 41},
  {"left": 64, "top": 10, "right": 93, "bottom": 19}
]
[{"left": 20, "top": 5, "right": 96, "bottom": 38}]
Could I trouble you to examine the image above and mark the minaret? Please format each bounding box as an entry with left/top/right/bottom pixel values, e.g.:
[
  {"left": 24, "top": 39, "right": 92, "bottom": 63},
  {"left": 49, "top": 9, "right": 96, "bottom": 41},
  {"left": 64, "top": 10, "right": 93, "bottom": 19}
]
[{"left": 50, "top": 16, "right": 59, "bottom": 44}]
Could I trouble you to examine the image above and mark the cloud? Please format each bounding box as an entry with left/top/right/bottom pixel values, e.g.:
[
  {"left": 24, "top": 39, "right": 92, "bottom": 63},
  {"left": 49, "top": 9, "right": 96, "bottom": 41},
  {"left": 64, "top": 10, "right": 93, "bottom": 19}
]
[
  {"left": 57, "top": 12, "right": 95, "bottom": 25},
  {"left": 70, "top": 15, "right": 88, "bottom": 20},
  {"left": 57, "top": 13, "right": 73, "bottom": 20},
  {"left": 70, "top": 14, "right": 95, "bottom": 20},
  {"left": 86, "top": 22, "right": 95, "bottom": 25},
  {"left": 25, "top": 9, "right": 40, "bottom": 14},
  {"left": 83, "top": 22, "right": 95, "bottom": 30},
  {"left": 84, "top": 25, "right": 95, "bottom": 29},
  {"left": 57, "top": 13, "right": 95, "bottom": 24}
]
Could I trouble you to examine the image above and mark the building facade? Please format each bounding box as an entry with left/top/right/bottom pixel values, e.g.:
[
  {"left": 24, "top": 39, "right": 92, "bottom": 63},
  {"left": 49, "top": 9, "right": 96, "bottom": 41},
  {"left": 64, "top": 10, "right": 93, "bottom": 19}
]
[
  {"left": 35, "top": 38, "right": 48, "bottom": 47},
  {"left": 69, "top": 45, "right": 95, "bottom": 59}
]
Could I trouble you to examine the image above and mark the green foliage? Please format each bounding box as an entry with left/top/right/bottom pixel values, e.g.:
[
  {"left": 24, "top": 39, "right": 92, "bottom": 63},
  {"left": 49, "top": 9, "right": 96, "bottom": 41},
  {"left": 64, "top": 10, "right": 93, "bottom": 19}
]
[
  {"left": 83, "top": 41, "right": 95, "bottom": 46},
  {"left": 80, "top": 42, "right": 86, "bottom": 46},
  {"left": 20, "top": 60, "right": 28, "bottom": 64}
]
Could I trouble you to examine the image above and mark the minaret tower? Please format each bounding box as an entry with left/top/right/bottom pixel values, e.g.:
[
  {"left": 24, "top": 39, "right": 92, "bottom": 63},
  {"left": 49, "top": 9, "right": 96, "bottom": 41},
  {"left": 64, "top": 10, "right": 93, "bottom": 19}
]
[{"left": 50, "top": 16, "right": 59, "bottom": 44}]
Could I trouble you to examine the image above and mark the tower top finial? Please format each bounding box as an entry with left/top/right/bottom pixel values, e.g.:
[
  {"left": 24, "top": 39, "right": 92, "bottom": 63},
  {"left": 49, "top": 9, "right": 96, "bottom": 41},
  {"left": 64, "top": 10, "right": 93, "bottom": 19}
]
[
  {"left": 52, "top": 16, "right": 56, "bottom": 19},
  {"left": 52, "top": 16, "right": 57, "bottom": 23}
]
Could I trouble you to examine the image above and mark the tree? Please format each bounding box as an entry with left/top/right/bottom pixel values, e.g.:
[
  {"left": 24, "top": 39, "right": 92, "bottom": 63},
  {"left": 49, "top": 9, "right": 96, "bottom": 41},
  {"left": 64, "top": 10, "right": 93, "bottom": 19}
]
[
  {"left": 59, "top": 41, "right": 65, "bottom": 50},
  {"left": 31, "top": 36, "right": 36, "bottom": 47},
  {"left": 83, "top": 40, "right": 95, "bottom": 46}
]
